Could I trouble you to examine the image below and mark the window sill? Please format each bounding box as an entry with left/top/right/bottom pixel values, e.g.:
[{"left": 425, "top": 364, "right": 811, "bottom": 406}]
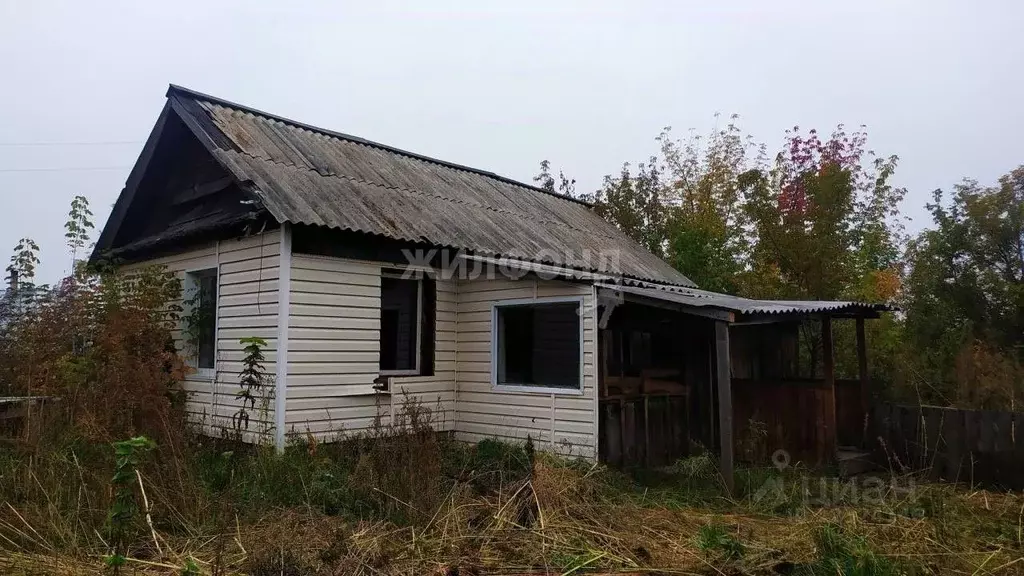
[
  {"left": 492, "top": 384, "right": 585, "bottom": 396},
  {"left": 187, "top": 369, "right": 215, "bottom": 381},
  {"left": 374, "top": 371, "right": 432, "bottom": 393},
  {"left": 379, "top": 370, "right": 421, "bottom": 377}
]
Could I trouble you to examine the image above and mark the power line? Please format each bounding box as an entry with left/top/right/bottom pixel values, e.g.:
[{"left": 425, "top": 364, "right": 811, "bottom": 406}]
[
  {"left": 0, "top": 166, "right": 130, "bottom": 173},
  {"left": 0, "top": 140, "right": 142, "bottom": 147}
]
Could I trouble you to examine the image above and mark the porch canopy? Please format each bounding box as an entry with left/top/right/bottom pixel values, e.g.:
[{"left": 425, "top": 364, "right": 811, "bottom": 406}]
[
  {"left": 595, "top": 282, "right": 890, "bottom": 491},
  {"left": 598, "top": 282, "right": 887, "bottom": 321}
]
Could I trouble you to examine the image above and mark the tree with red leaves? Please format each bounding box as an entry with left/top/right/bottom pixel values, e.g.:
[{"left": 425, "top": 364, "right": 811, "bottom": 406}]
[{"left": 740, "top": 125, "right": 905, "bottom": 304}]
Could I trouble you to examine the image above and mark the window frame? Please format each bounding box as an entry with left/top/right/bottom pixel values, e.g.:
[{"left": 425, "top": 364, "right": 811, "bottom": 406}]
[
  {"left": 490, "top": 295, "right": 585, "bottom": 395},
  {"left": 378, "top": 271, "right": 424, "bottom": 377},
  {"left": 183, "top": 266, "right": 219, "bottom": 380}
]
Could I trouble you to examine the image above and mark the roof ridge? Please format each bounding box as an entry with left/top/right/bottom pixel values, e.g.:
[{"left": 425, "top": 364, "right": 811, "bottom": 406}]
[{"left": 166, "top": 84, "right": 592, "bottom": 207}]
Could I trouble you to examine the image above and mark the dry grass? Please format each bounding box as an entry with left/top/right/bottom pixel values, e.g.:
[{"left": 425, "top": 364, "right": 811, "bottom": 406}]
[
  {"left": 1, "top": 396, "right": 1022, "bottom": 575},
  {"left": 2, "top": 441, "right": 1023, "bottom": 575}
]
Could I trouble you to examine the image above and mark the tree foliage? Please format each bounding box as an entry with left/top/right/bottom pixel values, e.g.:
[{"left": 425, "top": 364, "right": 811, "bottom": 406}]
[
  {"left": 533, "top": 159, "right": 577, "bottom": 197},
  {"left": 564, "top": 118, "right": 905, "bottom": 303},
  {"left": 901, "top": 167, "right": 1024, "bottom": 407},
  {"left": 6, "top": 237, "right": 41, "bottom": 286},
  {"left": 0, "top": 198, "right": 187, "bottom": 440},
  {"left": 741, "top": 125, "right": 906, "bottom": 303},
  {"left": 658, "top": 117, "right": 759, "bottom": 293},
  {"left": 592, "top": 158, "right": 670, "bottom": 257},
  {"left": 538, "top": 118, "right": 1024, "bottom": 402}
]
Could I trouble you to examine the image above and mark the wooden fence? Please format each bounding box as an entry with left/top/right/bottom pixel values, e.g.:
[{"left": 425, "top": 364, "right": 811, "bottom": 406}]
[
  {"left": 732, "top": 378, "right": 865, "bottom": 466},
  {"left": 599, "top": 394, "right": 689, "bottom": 467},
  {"left": 872, "top": 403, "right": 1024, "bottom": 489}
]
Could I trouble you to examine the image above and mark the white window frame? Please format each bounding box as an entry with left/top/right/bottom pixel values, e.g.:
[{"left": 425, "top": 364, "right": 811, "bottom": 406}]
[
  {"left": 183, "top": 266, "right": 219, "bottom": 380},
  {"left": 378, "top": 271, "right": 423, "bottom": 377},
  {"left": 491, "top": 295, "right": 585, "bottom": 395}
]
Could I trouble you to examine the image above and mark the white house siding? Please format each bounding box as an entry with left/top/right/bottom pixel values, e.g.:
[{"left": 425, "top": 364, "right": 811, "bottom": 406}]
[
  {"left": 285, "top": 254, "right": 457, "bottom": 439},
  {"left": 454, "top": 277, "right": 598, "bottom": 458},
  {"left": 129, "top": 244, "right": 597, "bottom": 456},
  {"left": 123, "top": 230, "right": 281, "bottom": 440}
]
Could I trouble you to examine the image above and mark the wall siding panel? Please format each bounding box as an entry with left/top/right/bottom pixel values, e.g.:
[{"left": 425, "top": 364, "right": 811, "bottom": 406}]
[
  {"left": 286, "top": 255, "right": 383, "bottom": 436},
  {"left": 285, "top": 255, "right": 457, "bottom": 438},
  {"left": 454, "top": 278, "right": 598, "bottom": 458},
  {"left": 131, "top": 247, "right": 599, "bottom": 457},
  {"left": 123, "top": 231, "right": 281, "bottom": 442}
]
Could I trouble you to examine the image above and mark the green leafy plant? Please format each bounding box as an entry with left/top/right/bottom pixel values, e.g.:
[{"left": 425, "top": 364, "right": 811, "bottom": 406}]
[
  {"left": 6, "top": 237, "right": 40, "bottom": 285},
  {"left": 105, "top": 435, "right": 156, "bottom": 572},
  {"left": 3, "top": 237, "right": 47, "bottom": 312},
  {"left": 180, "top": 556, "right": 201, "bottom": 576},
  {"left": 694, "top": 522, "right": 745, "bottom": 561},
  {"left": 234, "top": 336, "right": 273, "bottom": 436},
  {"left": 65, "top": 194, "right": 95, "bottom": 269},
  {"left": 808, "top": 523, "right": 902, "bottom": 576}
]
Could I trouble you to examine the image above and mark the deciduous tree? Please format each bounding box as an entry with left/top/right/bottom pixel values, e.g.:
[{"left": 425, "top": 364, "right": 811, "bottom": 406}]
[{"left": 902, "top": 167, "right": 1024, "bottom": 406}]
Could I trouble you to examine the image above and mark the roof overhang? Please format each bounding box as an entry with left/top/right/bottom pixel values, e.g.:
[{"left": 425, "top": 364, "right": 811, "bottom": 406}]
[{"left": 596, "top": 282, "right": 891, "bottom": 324}]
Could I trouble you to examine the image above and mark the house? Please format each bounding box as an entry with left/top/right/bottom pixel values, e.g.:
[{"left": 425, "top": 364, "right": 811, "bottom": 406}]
[{"left": 92, "top": 85, "right": 887, "bottom": 481}]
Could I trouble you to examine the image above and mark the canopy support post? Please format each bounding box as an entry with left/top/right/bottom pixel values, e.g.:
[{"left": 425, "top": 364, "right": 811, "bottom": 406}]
[
  {"left": 821, "top": 315, "right": 836, "bottom": 462},
  {"left": 715, "top": 320, "right": 734, "bottom": 493}
]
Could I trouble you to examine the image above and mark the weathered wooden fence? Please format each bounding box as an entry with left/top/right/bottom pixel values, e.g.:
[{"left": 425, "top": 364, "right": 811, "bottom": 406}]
[
  {"left": 599, "top": 394, "right": 689, "bottom": 467},
  {"left": 732, "top": 378, "right": 865, "bottom": 466},
  {"left": 872, "top": 403, "right": 1024, "bottom": 489}
]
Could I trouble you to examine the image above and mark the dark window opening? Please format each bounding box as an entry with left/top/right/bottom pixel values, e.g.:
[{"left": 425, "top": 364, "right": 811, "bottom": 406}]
[
  {"left": 380, "top": 275, "right": 420, "bottom": 373},
  {"left": 186, "top": 269, "right": 217, "bottom": 370},
  {"left": 496, "top": 301, "right": 580, "bottom": 389}
]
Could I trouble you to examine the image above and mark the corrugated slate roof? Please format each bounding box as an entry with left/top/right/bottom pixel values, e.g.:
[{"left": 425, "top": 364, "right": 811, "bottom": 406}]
[
  {"left": 166, "top": 85, "right": 695, "bottom": 287},
  {"left": 605, "top": 283, "right": 890, "bottom": 317}
]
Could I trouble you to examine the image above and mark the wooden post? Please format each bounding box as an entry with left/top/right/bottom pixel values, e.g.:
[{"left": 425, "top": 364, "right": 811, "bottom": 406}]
[
  {"left": 600, "top": 329, "right": 610, "bottom": 398},
  {"left": 715, "top": 321, "right": 734, "bottom": 493},
  {"left": 856, "top": 317, "right": 869, "bottom": 446},
  {"left": 821, "top": 316, "right": 836, "bottom": 462},
  {"left": 643, "top": 394, "right": 651, "bottom": 467}
]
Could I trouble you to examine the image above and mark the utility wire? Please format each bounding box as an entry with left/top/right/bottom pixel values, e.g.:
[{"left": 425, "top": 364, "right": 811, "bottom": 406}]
[
  {"left": 0, "top": 166, "right": 130, "bottom": 173},
  {"left": 0, "top": 140, "right": 141, "bottom": 147}
]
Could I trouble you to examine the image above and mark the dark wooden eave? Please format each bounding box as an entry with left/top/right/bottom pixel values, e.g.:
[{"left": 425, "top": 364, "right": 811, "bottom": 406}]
[{"left": 91, "top": 102, "right": 173, "bottom": 261}]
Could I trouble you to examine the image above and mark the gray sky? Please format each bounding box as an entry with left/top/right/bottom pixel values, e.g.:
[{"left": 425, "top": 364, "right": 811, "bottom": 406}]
[{"left": 2, "top": 0, "right": 1022, "bottom": 284}]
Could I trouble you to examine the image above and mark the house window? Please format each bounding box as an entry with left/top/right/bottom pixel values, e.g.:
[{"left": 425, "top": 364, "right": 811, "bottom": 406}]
[
  {"left": 380, "top": 273, "right": 422, "bottom": 375},
  {"left": 184, "top": 268, "right": 217, "bottom": 372},
  {"left": 493, "top": 298, "right": 582, "bottom": 391}
]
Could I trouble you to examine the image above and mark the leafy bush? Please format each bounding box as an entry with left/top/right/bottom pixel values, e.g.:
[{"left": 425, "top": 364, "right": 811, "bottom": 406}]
[{"left": 0, "top": 263, "right": 186, "bottom": 445}]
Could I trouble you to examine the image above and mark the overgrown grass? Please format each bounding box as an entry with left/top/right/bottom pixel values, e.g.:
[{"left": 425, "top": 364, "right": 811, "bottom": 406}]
[{"left": 2, "top": 402, "right": 1023, "bottom": 575}]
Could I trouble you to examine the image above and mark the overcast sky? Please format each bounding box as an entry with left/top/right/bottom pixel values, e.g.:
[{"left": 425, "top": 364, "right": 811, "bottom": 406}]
[{"left": 2, "top": 1, "right": 1021, "bottom": 284}]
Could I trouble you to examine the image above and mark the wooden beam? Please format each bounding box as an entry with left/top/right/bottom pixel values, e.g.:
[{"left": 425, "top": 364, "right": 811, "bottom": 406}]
[
  {"left": 821, "top": 316, "right": 836, "bottom": 462},
  {"left": 856, "top": 317, "right": 869, "bottom": 446},
  {"left": 715, "top": 321, "right": 734, "bottom": 493}
]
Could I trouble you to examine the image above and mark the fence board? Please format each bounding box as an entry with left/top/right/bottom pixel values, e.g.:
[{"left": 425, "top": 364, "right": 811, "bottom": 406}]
[
  {"left": 598, "top": 395, "right": 689, "bottom": 468},
  {"left": 994, "top": 412, "right": 1013, "bottom": 453},
  {"left": 924, "top": 408, "right": 944, "bottom": 480},
  {"left": 942, "top": 409, "right": 964, "bottom": 482},
  {"left": 873, "top": 403, "right": 1023, "bottom": 489}
]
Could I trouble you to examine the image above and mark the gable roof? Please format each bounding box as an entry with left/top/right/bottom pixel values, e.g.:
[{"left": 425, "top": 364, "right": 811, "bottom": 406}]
[{"left": 148, "top": 85, "right": 694, "bottom": 287}]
